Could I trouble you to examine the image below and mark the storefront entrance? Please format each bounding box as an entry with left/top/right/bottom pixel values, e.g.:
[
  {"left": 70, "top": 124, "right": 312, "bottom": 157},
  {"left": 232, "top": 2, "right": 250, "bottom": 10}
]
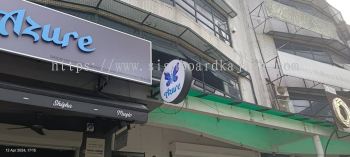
[
  {"left": 0, "top": 145, "right": 75, "bottom": 157},
  {"left": 0, "top": 76, "right": 149, "bottom": 157}
]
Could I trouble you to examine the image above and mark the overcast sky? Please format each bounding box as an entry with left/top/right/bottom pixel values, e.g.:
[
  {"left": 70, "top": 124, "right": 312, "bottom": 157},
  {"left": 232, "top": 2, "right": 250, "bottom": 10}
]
[{"left": 327, "top": 0, "right": 350, "bottom": 24}]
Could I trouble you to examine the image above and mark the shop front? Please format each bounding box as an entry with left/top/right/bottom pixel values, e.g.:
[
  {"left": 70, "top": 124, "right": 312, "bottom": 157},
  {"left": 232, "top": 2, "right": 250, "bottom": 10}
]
[
  {"left": 0, "top": 0, "right": 153, "bottom": 157},
  {"left": 2, "top": 0, "right": 350, "bottom": 157}
]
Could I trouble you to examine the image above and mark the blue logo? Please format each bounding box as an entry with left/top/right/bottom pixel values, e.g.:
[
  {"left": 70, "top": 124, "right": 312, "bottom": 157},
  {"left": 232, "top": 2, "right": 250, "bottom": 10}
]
[
  {"left": 160, "top": 60, "right": 192, "bottom": 103},
  {"left": 0, "top": 9, "right": 95, "bottom": 53},
  {"left": 164, "top": 62, "right": 179, "bottom": 87},
  {"left": 163, "top": 62, "right": 181, "bottom": 99}
]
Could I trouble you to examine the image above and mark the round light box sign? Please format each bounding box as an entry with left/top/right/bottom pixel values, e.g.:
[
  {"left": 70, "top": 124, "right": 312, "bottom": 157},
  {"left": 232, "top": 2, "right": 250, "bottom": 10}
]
[
  {"left": 160, "top": 60, "right": 192, "bottom": 104},
  {"left": 332, "top": 97, "right": 350, "bottom": 128}
]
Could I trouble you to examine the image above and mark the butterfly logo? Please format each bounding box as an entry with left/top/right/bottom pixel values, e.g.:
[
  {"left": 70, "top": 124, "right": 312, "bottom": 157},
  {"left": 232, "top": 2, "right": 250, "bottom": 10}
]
[{"left": 164, "top": 62, "right": 179, "bottom": 87}]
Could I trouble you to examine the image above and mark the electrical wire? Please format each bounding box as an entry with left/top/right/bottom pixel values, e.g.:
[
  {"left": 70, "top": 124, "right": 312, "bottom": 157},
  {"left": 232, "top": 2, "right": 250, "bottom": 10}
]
[
  {"left": 157, "top": 97, "right": 188, "bottom": 115},
  {"left": 197, "top": 99, "right": 220, "bottom": 115},
  {"left": 324, "top": 128, "right": 337, "bottom": 157}
]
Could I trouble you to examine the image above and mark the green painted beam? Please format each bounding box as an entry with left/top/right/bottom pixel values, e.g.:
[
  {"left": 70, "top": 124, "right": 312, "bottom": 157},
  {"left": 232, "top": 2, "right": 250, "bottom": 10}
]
[
  {"left": 149, "top": 107, "right": 273, "bottom": 151},
  {"left": 276, "top": 137, "right": 317, "bottom": 154},
  {"left": 162, "top": 96, "right": 334, "bottom": 137},
  {"left": 188, "top": 89, "right": 332, "bottom": 127},
  {"left": 149, "top": 107, "right": 350, "bottom": 155},
  {"left": 320, "top": 136, "right": 350, "bottom": 155},
  {"left": 153, "top": 90, "right": 350, "bottom": 155}
]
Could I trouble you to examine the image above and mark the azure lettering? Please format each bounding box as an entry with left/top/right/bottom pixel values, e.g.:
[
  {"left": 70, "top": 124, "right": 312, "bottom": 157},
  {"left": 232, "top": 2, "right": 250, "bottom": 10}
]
[
  {"left": 0, "top": 10, "right": 95, "bottom": 53},
  {"left": 163, "top": 84, "right": 181, "bottom": 99}
]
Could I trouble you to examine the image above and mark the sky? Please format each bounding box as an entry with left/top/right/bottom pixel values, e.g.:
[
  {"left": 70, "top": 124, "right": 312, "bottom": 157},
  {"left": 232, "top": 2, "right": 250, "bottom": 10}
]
[{"left": 327, "top": 0, "right": 350, "bottom": 24}]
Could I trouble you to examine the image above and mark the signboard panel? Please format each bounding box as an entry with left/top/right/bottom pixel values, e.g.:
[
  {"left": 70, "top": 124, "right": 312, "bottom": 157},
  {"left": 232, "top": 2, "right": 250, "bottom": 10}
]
[
  {"left": 0, "top": 0, "right": 152, "bottom": 84},
  {"left": 0, "top": 85, "right": 148, "bottom": 123},
  {"left": 278, "top": 51, "right": 350, "bottom": 90},
  {"left": 325, "top": 90, "right": 350, "bottom": 133},
  {"left": 160, "top": 60, "right": 192, "bottom": 104}
]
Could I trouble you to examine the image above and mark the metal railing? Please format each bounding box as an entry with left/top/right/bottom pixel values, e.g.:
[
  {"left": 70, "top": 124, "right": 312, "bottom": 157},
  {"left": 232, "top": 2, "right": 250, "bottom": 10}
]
[{"left": 165, "top": 0, "right": 232, "bottom": 46}]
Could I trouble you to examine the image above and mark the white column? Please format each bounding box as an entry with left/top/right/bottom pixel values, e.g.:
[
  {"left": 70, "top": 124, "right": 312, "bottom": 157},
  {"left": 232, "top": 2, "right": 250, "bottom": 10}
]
[{"left": 313, "top": 135, "right": 324, "bottom": 157}]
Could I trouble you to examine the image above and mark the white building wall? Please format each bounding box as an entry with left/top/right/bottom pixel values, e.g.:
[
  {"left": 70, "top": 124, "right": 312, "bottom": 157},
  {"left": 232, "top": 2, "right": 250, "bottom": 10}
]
[
  {"left": 246, "top": 0, "right": 350, "bottom": 90},
  {"left": 120, "top": 124, "right": 259, "bottom": 157},
  {"left": 226, "top": 0, "right": 272, "bottom": 106}
]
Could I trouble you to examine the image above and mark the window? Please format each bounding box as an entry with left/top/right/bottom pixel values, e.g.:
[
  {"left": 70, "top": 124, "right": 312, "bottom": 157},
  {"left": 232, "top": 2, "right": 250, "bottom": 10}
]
[
  {"left": 160, "top": 0, "right": 174, "bottom": 5},
  {"left": 274, "top": 0, "right": 333, "bottom": 22},
  {"left": 288, "top": 89, "right": 333, "bottom": 121},
  {"left": 290, "top": 100, "right": 310, "bottom": 113},
  {"left": 165, "top": 0, "right": 232, "bottom": 46},
  {"left": 290, "top": 99, "right": 333, "bottom": 120},
  {"left": 274, "top": 39, "right": 334, "bottom": 64}
]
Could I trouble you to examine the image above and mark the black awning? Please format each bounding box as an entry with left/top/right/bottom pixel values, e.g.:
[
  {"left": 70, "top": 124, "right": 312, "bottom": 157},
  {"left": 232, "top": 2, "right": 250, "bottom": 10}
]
[{"left": 0, "top": 81, "right": 148, "bottom": 123}]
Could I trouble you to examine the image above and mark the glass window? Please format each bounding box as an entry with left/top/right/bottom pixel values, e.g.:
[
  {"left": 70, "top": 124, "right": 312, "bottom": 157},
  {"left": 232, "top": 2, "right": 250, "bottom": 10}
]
[
  {"left": 290, "top": 100, "right": 310, "bottom": 114},
  {"left": 274, "top": 0, "right": 333, "bottom": 22},
  {"left": 184, "top": 0, "right": 195, "bottom": 6},
  {"left": 173, "top": 0, "right": 231, "bottom": 46},
  {"left": 295, "top": 52, "right": 313, "bottom": 60},
  {"left": 274, "top": 39, "right": 334, "bottom": 65},
  {"left": 289, "top": 90, "right": 333, "bottom": 121},
  {"left": 160, "top": 0, "right": 174, "bottom": 6},
  {"left": 176, "top": 0, "right": 195, "bottom": 17},
  {"left": 197, "top": 14, "right": 214, "bottom": 29},
  {"left": 195, "top": 0, "right": 212, "bottom": 19},
  {"left": 314, "top": 55, "right": 332, "bottom": 64}
]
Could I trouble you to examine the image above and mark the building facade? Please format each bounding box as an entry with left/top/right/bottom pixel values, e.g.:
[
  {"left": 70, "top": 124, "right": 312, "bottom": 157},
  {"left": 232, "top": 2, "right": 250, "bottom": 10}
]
[{"left": 0, "top": 0, "right": 349, "bottom": 157}]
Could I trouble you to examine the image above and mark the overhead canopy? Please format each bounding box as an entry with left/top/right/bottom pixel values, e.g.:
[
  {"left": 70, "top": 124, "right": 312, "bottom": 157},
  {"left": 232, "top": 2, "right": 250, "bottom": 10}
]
[
  {"left": 268, "top": 31, "right": 350, "bottom": 58},
  {"left": 0, "top": 81, "right": 149, "bottom": 123}
]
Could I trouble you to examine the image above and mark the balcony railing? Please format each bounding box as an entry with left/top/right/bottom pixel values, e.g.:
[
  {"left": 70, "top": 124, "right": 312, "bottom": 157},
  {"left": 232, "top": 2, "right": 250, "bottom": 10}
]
[
  {"left": 250, "top": 0, "right": 350, "bottom": 57},
  {"left": 162, "top": 0, "right": 232, "bottom": 46}
]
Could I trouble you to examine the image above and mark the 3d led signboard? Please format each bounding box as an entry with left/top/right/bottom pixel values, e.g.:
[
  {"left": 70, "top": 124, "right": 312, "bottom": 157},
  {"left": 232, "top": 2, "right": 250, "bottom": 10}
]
[
  {"left": 0, "top": 0, "right": 152, "bottom": 84},
  {"left": 325, "top": 88, "right": 350, "bottom": 133},
  {"left": 160, "top": 60, "right": 192, "bottom": 104},
  {"left": 0, "top": 10, "right": 95, "bottom": 53},
  {"left": 332, "top": 97, "right": 350, "bottom": 128}
]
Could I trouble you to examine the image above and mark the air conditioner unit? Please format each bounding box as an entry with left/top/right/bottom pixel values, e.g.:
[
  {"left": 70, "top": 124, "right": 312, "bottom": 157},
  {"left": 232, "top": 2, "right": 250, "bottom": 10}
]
[
  {"left": 276, "top": 99, "right": 291, "bottom": 112},
  {"left": 274, "top": 86, "right": 289, "bottom": 97},
  {"left": 273, "top": 86, "right": 294, "bottom": 112}
]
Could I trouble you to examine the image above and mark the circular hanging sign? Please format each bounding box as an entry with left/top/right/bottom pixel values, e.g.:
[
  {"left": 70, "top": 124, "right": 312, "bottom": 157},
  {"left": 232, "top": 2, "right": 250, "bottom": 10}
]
[
  {"left": 160, "top": 60, "right": 192, "bottom": 104},
  {"left": 332, "top": 97, "right": 350, "bottom": 128}
]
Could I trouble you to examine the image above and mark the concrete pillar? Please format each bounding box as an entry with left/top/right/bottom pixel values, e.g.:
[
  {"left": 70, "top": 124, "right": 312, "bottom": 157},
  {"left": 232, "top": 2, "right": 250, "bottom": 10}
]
[{"left": 313, "top": 135, "right": 324, "bottom": 157}]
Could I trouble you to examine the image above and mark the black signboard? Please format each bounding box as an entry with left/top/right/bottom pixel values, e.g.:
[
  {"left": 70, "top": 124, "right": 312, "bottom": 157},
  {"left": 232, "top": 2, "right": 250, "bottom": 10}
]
[{"left": 0, "top": 81, "right": 148, "bottom": 123}]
